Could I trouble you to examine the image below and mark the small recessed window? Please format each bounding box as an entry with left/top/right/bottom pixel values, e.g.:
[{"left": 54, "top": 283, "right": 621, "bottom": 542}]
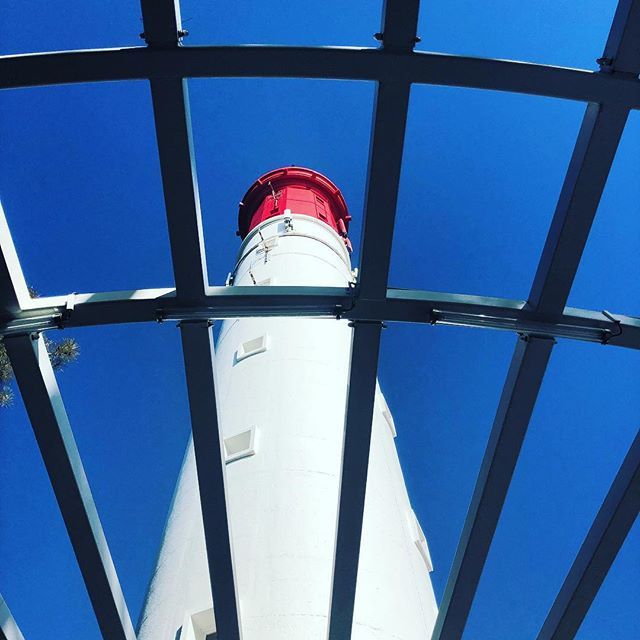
[
  {"left": 236, "top": 334, "right": 268, "bottom": 362},
  {"left": 178, "top": 607, "right": 215, "bottom": 639},
  {"left": 407, "top": 510, "right": 433, "bottom": 572},
  {"left": 224, "top": 427, "right": 256, "bottom": 463}
]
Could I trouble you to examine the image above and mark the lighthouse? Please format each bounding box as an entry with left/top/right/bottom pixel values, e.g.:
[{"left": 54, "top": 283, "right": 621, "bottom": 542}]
[{"left": 138, "top": 167, "right": 438, "bottom": 639}]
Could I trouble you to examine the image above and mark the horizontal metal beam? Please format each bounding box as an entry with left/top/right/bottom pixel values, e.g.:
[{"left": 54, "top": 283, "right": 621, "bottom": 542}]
[
  {"left": 2, "top": 287, "right": 640, "bottom": 349},
  {"left": 432, "top": 336, "right": 555, "bottom": 639},
  {"left": 537, "top": 428, "right": 640, "bottom": 640},
  {"left": 4, "top": 335, "right": 136, "bottom": 640},
  {"left": 0, "top": 594, "right": 25, "bottom": 640},
  {"left": 179, "top": 322, "right": 242, "bottom": 640},
  {"left": 2, "top": 47, "right": 640, "bottom": 107},
  {"left": 327, "top": 321, "right": 384, "bottom": 640}
]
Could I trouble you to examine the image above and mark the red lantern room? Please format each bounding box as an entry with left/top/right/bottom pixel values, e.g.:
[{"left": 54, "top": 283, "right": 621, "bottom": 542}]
[{"left": 237, "top": 166, "right": 352, "bottom": 252}]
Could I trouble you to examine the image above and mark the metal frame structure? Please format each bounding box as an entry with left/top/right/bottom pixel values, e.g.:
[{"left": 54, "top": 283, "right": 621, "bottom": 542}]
[{"left": 1, "top": 0, "right": 639, "bottom": 638}]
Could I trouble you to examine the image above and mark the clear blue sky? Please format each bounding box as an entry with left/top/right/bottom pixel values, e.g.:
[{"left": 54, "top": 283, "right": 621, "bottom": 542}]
[{"left": 1, "top": 2, "right": 639, "bottom": 638}]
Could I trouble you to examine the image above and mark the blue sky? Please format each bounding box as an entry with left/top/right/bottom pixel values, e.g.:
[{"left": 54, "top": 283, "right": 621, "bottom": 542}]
[{"left": 1, "top": 1, "right": 639, "bottom": 638}]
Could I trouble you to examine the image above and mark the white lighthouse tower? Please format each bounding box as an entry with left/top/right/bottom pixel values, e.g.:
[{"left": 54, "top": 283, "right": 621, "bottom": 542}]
[{"left": 138, "top": 167, "right": 438, "bottom": 639}]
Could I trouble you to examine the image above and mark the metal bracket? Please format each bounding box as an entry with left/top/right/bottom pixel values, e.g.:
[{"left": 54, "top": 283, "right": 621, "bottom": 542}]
[
  {"left": 177, "top": 318, "right": 214, "bottom": 328},
  {"left": 601, "top": 310, "right": 622, "bottom": 344},
  {"left": 596, "top": 56, "right": 614, "bottom": 73},
  {"left": 62, "top": 292, "right": 76, "bottom": 323},
  {"left": 347, "top": 319, "right": 387, "bottom": 329}
]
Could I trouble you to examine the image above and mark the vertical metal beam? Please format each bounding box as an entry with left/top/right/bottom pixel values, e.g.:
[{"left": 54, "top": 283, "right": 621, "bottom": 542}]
[
  {"left": 537, "top": 429, "right": 640, "bottom": 640},
  {"left": 141, "top": 5, "right": 241, "bottom": 636},
  {"left": 327, "top": 3, "right": 419, "bottom": 638},
  {"left": 356, "top": 81, "right": 412, "bottom": 301},
  {"left": 179, "top": 322, "right": 242, "bottom": 640},
  {"left": 141, "top": 0, "right": 208, "bottom": 298},
  {"left": 149, "top": 80, "right": 208, "bottom": 298},
  {"left": 379, "top": 0, "right": 421, "bottom": 52},
  {"left": 327, "top": 321, "right": 383, "bottom": 640},
  {"left": 432, "top": 336, "right": 554, "bottom": 639},
  {"left": 527, "top": 102, "right": 628, "bottom": 314},
  {"left": 433, "top": 5, "right": 640, "bottom": 637},
  {"left": 140, "top": 0, "right": 182, "bottom": 48},
  {"left": 0, "top": 594, "right": 25, "bottom": 640},
  {"left": 600, "top": 0, "right": 640, "bottom": 74},
  {"left": 4, "top": 335, "right": 136, "bottom": 640},
  {"left": 0, "top": 202, "right": 29, "bottom": 315},
  {"left": 529, "top": 0, "right": 640, "bottom": 314},
  {"left": 356, "top": 0, "right": 417, "bottom": 301}
]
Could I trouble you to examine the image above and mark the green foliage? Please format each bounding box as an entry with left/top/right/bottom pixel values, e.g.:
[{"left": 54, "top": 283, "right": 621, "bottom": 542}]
[
  {"left": 0, "top": 336, "right": 80, "bottom": 407},
  {"left": 0, "top": 287, "right": 80, "bottom": 407}
]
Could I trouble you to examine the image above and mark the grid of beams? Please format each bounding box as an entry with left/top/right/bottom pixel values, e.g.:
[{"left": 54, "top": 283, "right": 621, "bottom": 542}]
[{"left": 1, "top": 0, "right": 639, "bottom": 639}]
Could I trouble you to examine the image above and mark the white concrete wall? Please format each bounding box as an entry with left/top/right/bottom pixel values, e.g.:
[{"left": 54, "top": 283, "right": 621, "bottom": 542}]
[{"left": 138, "top": 214, "right": 437, "bottom": 639}]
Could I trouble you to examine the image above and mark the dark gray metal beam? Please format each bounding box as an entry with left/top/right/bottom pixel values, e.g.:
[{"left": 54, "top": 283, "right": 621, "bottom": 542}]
[
  {"left": 327, "top": 321, "right": 384, "bottom": 640},
  {"left": 142, "top": 6, "right": 241, "bottom": 635},
  {"left": 0, "top": 202, "right": 30, "bottom": 316},
  {"left": 432, "top": 336, "right": 555, "bottom": 640},
  {"left": 327, "top": 4, "right": 419, "bottom": 638},
  {"left": 179, "top": 322, "right": 242, "bottom": 640},
  {"left": 141, "top": 0, "right": 208, "bottom": 299},
  {"left": 357, "top": 80, "right": 411, "bottom": 300},
  {"left": 0, "top": 594, "right": 25, "bottom": 640},
  {"left": 3, "top": 287, "right": 640, "bottom": 350},
  {"left": 600, "top": 0, "right": 640, "bottom": 75},
  {"left": 528, "top": 102, "right": 629, "bottom": 313},
  {"left": 148, "top": 78, "right": 208, "bottom": 298},
  {"left": 537, "top": 428, "right": 640, "bottom": 640},
  {"left": 530, "top": 0, "right": 640, "bottom": 314},
  {"left": 380, "top": 0, "right": 421, "bottom": 51},
  {"left": 3, "top": 334, "right": 136, "bottom": 640},
  {"left": 140, "top": 0, "right": 182, "bottom": 48},
  {"left": 433, "top": 5, "right": 640, "bottom": 637},
  {"left": 2, "top": 47, "right": 640, "bottom": 108}
]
